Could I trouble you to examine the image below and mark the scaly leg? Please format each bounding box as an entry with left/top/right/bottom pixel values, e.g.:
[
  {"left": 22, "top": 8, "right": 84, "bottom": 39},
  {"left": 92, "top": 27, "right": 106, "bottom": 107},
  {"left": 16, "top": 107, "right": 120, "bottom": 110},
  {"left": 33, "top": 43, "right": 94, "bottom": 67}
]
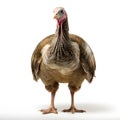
[
  {"left": 41, "top": 90, "right": 57, "bottom": 114},
  {"left": 63, "top": 87, "right": 85, "bottom": 113},
  {"left": 40, "top": 83, "right": 58, "bottom": 114}
]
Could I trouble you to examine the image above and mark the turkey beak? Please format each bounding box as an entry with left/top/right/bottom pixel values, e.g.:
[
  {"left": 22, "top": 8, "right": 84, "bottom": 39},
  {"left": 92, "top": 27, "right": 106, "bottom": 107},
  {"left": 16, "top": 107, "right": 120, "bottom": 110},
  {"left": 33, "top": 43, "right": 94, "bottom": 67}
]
[{"left": 53, "top": 14, "right": 59, "bottom": 19}]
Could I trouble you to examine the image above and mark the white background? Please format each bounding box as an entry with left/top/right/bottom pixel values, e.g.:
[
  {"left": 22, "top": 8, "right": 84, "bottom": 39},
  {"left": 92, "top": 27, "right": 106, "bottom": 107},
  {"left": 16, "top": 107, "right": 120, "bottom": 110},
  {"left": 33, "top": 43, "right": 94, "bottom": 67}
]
[{"left": 0, "top": 0, "right": 120, "bottom": 119}]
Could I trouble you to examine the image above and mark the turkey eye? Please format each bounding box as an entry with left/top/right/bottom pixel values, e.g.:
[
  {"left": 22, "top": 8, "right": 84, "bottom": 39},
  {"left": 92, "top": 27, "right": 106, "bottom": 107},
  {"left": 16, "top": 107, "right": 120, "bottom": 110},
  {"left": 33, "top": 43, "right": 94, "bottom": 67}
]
[{"left": 60, "top": 10, "right": 64, "bottom": 14}]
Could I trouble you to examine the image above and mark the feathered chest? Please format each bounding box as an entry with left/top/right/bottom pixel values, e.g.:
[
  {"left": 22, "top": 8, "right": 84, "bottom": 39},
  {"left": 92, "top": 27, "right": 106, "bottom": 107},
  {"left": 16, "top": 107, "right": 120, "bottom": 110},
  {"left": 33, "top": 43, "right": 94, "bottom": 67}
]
[{"left": 41, "top": 41, "right": 80, "bottom": 75}]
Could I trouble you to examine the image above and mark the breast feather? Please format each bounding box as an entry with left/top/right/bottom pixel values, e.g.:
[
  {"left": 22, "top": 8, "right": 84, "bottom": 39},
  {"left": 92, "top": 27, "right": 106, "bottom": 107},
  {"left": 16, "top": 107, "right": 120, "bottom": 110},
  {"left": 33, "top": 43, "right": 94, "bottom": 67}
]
[{"left": 41, "top": 42, "right": 80, "bottom": 75}]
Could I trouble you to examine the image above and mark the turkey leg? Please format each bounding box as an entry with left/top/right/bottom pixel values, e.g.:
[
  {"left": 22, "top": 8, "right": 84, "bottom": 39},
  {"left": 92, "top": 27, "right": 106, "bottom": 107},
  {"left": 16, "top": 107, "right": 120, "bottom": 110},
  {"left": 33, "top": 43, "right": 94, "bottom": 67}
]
[
  {"left": 41, "top": 90, "right": 57, "bottom": 114},
  {"left": 63, "top": 90, "right": 86, "bottom": 113}
]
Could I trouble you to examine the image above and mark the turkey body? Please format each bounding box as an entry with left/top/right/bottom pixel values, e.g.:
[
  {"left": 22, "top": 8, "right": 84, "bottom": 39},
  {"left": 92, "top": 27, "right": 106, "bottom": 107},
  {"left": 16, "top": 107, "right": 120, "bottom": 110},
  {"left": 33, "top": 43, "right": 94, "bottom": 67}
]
[
  {"left": 31, "top": 7, "right": 96, "bottom": 114},
  {"left": 32, "top": 34, "right": 94, "bottom": 85}
]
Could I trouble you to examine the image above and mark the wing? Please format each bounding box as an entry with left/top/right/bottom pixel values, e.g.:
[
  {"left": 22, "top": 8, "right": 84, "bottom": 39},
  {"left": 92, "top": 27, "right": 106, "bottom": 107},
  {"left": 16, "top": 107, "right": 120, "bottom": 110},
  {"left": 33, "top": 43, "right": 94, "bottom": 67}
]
[
  {"left": 31, "top": 34, "right": 54, "bottom": 81},
  {"left": 70, "top": 34, "right": 96, "bottom": 83}
]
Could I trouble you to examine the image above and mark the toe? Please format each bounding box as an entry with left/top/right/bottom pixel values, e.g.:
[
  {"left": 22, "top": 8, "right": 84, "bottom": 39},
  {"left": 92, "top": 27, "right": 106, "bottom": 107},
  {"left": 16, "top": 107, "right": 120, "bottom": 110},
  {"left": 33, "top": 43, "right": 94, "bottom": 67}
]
[
  {"left": 75, "top": 108, "right": 86, "bottom": 113},
  {"left": 40, "top": 107, "right": 58, "bottom": 114},
  {"left": 63, "top": 107, "right": 86, "bottom": 113}
]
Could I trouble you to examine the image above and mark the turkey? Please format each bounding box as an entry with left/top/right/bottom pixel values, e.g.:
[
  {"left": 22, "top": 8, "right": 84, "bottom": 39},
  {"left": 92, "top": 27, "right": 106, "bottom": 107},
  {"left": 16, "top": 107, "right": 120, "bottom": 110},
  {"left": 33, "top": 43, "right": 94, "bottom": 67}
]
[{"left": 31, "top": 7, "right": 96, "bottom": 114}]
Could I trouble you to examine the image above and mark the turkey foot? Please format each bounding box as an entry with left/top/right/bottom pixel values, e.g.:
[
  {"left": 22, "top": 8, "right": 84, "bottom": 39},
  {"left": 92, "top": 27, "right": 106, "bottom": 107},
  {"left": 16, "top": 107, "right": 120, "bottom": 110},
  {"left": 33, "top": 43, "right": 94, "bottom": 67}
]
[
  {"left": 63, "top": 107, "right": 86, "bottom": 113},
  {"left": 40, "top": 107, "right": 57, "bottom": 114}
]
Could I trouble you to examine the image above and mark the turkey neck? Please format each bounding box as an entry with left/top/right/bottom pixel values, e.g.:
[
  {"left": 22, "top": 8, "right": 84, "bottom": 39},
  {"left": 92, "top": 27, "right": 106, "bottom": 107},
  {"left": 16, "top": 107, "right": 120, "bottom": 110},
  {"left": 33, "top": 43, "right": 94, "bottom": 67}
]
[{"left": 49, "top": 18, "right": 75, "bottom": 63}]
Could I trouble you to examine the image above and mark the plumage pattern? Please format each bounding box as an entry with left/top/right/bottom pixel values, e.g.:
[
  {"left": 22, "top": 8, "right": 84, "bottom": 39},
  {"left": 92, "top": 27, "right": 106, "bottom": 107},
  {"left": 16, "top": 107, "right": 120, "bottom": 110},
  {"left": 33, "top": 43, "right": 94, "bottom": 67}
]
[{"left": 31, "top": 7, "right": 96, "bottom": 114}]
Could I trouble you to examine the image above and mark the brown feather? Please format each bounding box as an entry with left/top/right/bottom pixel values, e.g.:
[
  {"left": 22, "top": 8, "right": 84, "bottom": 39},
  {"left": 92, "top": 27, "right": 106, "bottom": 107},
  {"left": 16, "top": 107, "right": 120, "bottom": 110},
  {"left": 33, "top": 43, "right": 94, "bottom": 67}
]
[
  {"left": 70, "top": 34, "right": 96, "bottom": 83},
  {"left": 31, "top": 34, "right": 96, "bottom": 83},
  {"left": 31, "top": 34, "right": 54, "bottom": 81}
]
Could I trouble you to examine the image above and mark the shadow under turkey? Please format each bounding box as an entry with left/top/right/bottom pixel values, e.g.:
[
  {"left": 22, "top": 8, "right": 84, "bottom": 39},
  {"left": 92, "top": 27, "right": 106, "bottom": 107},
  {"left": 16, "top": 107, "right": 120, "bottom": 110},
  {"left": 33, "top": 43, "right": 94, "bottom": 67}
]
[{"left": 56, "top": 103, "right": 113, "bottom": 113}]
